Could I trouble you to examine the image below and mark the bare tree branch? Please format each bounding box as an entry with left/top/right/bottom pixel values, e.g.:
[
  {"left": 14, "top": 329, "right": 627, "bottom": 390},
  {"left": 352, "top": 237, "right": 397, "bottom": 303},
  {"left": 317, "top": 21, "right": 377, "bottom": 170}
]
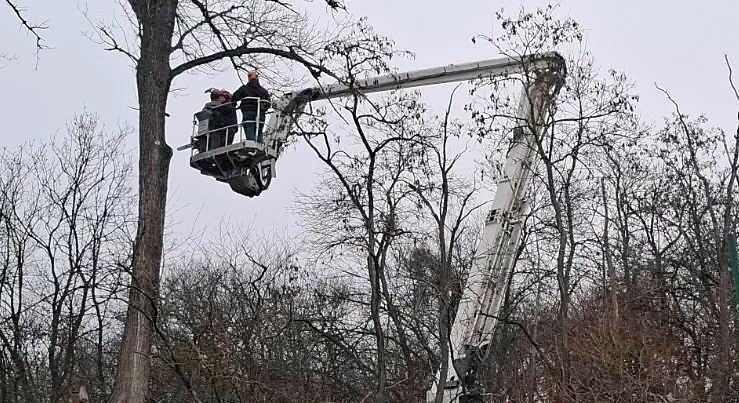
[
  {"left": 170, "top": 44, "right": 337, "bottom": 80},
  {"left": 4, "top": 0, "right": 47, "bottom": 50},
  {"left": 726, "top": 54, "right": 739, "bottom": 103}
]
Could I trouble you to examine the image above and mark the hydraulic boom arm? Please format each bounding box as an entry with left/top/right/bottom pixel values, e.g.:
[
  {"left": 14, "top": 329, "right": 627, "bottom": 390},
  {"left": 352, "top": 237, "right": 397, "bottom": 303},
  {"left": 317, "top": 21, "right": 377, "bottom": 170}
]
[
  {"left": 430, "top": 64, "right": 564, "bottom": 403},
  {"left": 265, "top": 52, "right": 564, "bottom": 148},
  {"left": 191, "top": 52, "right": 565, "bottom": 401}
]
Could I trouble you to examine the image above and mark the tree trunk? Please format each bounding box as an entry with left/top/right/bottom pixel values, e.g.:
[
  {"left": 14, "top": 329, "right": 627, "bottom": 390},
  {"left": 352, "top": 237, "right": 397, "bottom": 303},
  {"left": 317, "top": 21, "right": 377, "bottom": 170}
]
[
  {"left": 600, "top": 178, "right": 618, "bottom": 320},
  {"left": 713, "top": 242, "right": 731, "bottom": 403},
  {"left": 368, "top": 254, "right": 388, "bottom": 403},
  {"left": 434, "top": 247, "right": 451, "bottom": 403},
  {"left": 110, "top": 2, "right": 175, "bottom": 401}
]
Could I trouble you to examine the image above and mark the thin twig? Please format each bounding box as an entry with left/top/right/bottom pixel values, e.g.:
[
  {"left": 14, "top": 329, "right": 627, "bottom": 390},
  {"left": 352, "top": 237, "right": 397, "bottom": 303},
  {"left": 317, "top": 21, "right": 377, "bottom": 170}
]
[
  {"left": 726, "top": 54, "right": 739, "bottom": 103},
  {"left": 4, "top": 0, "right": 47, "bottom": 50}
]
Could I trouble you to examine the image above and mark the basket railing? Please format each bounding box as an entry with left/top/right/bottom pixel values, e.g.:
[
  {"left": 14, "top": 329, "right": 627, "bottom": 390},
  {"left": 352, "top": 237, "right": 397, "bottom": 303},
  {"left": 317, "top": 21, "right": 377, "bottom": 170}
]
[{"left": 191, "top": 97, "right": 272, "bottom": 155}]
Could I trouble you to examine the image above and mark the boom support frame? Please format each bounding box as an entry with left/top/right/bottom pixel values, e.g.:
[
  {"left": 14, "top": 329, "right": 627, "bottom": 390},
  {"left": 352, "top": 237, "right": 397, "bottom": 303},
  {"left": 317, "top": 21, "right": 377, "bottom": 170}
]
[{"left": 429, "top": 63, "right": 564, "bottom": 403}]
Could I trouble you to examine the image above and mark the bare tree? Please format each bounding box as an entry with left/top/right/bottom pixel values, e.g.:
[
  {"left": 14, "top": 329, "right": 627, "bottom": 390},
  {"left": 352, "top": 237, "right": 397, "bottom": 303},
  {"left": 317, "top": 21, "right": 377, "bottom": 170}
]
[
  {"left": 0, "top": 145, "right": 37, "bottom": 403},
  {"left": 404, "top": 88, "right": 483, "bottom": 403},
  {"left": 0, "top": 113, "right": 134, "bottom": 403},
  {"left": 466, "top": 6, "right": 645, "bottom": 399},
  {"left": 90, "top": 2, "right": 358, "bottom": 401},
  {"left": 292, "top": 21, "right": 442, "bottom": 401},
  {"left": 461, "top": 9, "right": 739, "bottom": 400},
  {"left": 651, "top": 65, "right": 739, "bottom": 400},
  {"left": 298, "top": 96, "right": 424, "bottom": 402}
]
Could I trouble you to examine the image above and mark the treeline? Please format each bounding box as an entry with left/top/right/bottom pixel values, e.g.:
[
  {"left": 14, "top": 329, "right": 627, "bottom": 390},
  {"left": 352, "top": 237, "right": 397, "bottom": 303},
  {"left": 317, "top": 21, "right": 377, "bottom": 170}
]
[
  {"left": 0, "top": 115, "right": 133, "bottom": 402},
  {"left": 1, "top": 6, "right": 737, "bottom": 403}
]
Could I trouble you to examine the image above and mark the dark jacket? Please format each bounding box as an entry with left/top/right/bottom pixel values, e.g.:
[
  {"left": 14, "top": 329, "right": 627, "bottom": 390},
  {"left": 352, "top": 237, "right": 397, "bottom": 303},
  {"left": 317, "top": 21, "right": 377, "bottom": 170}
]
[
  {"left": 204, "top": 101, "right": 237, "bottom": 132},
  {"left": 220, "top": 102, "right": 238, "bottom": 129},
  {"left": 233, "top": 82, "right": 270, "bottom": 114},
  {"left": 202, "top": 100, "right": 238, "bottom": 149}
]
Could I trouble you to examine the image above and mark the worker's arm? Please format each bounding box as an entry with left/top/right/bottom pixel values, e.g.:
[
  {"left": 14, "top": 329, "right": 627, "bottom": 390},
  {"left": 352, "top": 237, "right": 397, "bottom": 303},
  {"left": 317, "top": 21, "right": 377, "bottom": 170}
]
[{"left": 259, "top": 86, "right": 270, "bottom": 101}]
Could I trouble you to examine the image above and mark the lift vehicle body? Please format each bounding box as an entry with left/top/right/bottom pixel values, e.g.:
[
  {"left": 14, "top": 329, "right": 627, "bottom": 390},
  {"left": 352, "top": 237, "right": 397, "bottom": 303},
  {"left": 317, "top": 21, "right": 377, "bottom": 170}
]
[{"left": 181, "top": 53, "right": 566, "bottom": 401}]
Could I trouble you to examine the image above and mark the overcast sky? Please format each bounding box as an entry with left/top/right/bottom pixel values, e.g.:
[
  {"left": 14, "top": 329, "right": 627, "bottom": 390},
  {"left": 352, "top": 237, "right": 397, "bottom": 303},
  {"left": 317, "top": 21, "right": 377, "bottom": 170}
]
[{"left": 1, "top": 0, "right": 737, "bottom": 246}]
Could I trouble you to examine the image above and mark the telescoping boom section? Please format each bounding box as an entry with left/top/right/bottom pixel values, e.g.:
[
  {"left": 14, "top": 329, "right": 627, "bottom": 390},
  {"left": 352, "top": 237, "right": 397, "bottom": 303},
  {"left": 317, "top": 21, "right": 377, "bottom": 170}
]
[{"left": 427, "top": 57, "right": 565, "bottom": 403}]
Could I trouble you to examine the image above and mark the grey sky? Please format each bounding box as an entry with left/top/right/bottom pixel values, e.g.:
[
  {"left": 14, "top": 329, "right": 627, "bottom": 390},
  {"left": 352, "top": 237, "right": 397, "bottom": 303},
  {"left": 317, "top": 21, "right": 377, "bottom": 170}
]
[{"left": 1, "top": 0, "right": 737, "bottom": 244}]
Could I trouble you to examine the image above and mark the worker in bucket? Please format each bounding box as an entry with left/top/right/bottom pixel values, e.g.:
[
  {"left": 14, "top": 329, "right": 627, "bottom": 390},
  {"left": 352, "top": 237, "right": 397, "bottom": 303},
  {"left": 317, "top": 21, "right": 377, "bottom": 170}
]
[
  {"left": 218, "top": 89, "right": 238, "bottom": 146},
  {"left": 201, "top": 88, "right": 237, "bottom": 150},
  {"left": 233, "top": 71, "right": 271, "bottom": 143}
]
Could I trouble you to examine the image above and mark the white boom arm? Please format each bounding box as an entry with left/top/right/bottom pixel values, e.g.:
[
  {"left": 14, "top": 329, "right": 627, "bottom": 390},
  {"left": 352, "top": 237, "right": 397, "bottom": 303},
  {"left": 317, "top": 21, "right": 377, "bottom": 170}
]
[
  {"left": 430, "top": 68, "right": 562, "bottom": 403},
  {"left": 265, "top": 53, "right": 565, "bottom": 403},
  {"left": 264, "top": 53, "right": 564, "bottom": 148}
]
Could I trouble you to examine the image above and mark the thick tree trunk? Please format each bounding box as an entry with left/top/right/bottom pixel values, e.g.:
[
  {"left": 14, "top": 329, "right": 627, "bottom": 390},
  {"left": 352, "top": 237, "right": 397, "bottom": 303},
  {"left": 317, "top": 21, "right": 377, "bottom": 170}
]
[
  {"left": 713, "top": 243, "right": 731, "bottom": 403},
  {"left": 368, "top": 254, "right": 388, "bottom": 403},
  {"left": 110, "top": 2, "right": 175, "bottom": 402},
  {"left": 600, "top": 178, "right": 618, "bottom": 320},
  {"left": 434, "top": 231, "right": 451, "bottom": 403}
]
